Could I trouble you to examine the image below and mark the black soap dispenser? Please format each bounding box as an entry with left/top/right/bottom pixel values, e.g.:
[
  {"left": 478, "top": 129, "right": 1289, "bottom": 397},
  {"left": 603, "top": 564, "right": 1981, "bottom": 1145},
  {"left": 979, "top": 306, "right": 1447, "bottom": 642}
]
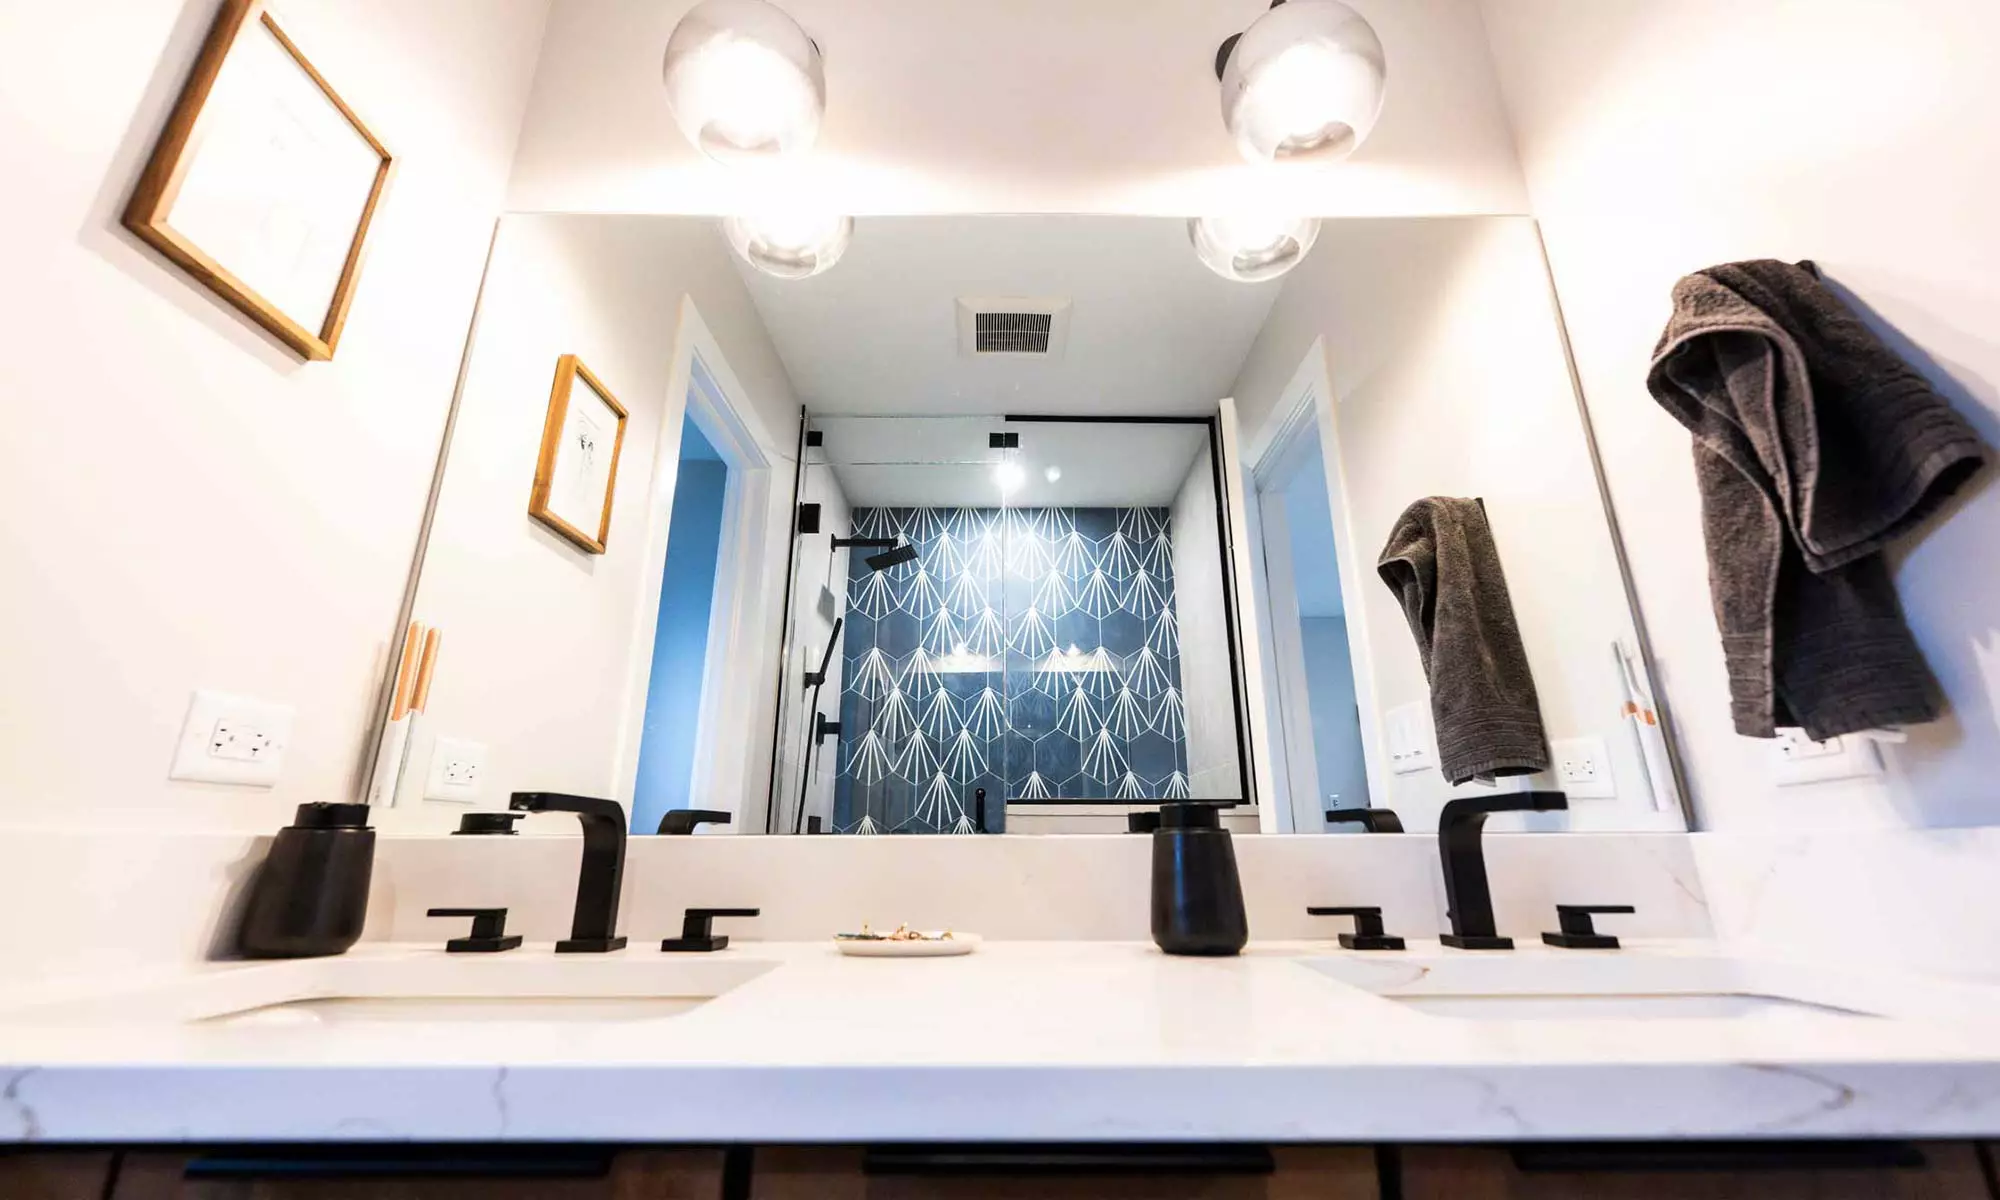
[
  {"left": 238, "top": 802, "right": 377, "bottom": 958},
  {"left": 1150, "top": 803, "right": 1249, "bottom": 956}
]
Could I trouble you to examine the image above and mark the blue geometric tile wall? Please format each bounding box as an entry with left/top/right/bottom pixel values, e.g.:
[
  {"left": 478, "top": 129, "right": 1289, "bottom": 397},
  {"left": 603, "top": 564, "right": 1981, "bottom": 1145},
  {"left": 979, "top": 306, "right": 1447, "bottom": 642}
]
[{"left": 834, "top": 506, "right": 1189, "bottom": 833}]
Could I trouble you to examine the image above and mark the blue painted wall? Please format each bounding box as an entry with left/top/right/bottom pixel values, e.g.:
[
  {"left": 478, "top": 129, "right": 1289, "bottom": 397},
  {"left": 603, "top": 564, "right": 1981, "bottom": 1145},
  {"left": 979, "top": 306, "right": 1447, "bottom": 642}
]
[
  {"left": 633, "top": 417, "right": 727, "bottom": 834},
  {"left": 1280, "top": 435, "right": 1369, "bottom": 822},
  {"left": 833, "top": 505, "right": 1188, "bottom": 834}
]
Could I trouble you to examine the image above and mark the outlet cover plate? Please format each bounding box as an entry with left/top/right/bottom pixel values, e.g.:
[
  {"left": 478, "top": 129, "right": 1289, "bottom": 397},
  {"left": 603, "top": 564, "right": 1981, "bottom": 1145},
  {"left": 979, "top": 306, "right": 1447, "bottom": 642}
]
[
  {"left": 1551, "top": 736, "right": 1615, "bottom": 799},
  {"left": 424, "top": 736, "right": 487, "bottom": 802},
  {"left": 1772, "top": 728, "right": 1884, "bottom": 786},
  {"left": 169, "top": 690, "right": 293, "bottom": 787},
  {"left": 1384, "top": 701, "right": 1436, "bottom": 776}
]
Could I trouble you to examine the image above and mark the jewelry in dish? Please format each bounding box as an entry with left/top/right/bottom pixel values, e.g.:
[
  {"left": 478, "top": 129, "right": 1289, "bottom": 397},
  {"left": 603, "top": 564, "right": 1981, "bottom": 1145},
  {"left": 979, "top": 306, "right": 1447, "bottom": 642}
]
[{"left": 835, "top": 924, "right": 980, "bottom": 957}]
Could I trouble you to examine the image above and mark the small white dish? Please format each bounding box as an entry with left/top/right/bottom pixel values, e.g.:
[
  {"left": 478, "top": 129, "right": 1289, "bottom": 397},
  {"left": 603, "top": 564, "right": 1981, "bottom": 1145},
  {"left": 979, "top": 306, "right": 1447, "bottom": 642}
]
[{"left": 835, "top": 932, "right": 980, "bottom": 958}]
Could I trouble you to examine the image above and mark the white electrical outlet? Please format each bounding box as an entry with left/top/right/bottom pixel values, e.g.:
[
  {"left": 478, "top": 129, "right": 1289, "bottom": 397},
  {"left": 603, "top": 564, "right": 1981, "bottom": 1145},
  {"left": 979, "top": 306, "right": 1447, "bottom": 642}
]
[
  {"left": 1772, "top": 727, "right": 1884, "bottom": 786},
  {"left": 424, "top": 737, "right": 488, "bottom": 802},
  {"left": 1384, "top": 701, "right": 1436, "bottom": 775},
  {"left": 168, "top": 691, "right": 294, "bottom": 787},
  {"left": 1551, "top": 736, "right": 1615, "bottom": 799}
]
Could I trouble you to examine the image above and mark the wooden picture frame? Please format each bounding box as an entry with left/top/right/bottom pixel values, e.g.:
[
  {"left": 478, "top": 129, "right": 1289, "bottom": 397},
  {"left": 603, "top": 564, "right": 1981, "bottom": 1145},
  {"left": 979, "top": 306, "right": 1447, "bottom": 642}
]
[
  {"left": 529, "top": 355, "right": 630, "bottom": 555},
  {"left": 122, "top": 0, "right": 394, "bottom": 361}
]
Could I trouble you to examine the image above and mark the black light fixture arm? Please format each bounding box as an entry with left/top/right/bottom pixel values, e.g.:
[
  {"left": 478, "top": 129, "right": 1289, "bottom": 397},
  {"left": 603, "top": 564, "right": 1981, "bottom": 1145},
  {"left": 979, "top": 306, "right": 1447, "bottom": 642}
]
[{"left": 1215, "top": 0, "right": 1287, "bottom": 79}]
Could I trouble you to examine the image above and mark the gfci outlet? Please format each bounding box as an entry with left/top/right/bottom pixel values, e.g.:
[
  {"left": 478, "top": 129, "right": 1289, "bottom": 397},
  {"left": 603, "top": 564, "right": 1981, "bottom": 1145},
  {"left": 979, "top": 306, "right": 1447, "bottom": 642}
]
[
  {"left": 168, "top": 690, "right": 294, "bottom": 787},
  {"left": 424, "top": 737, "right": 488, "bottom": 802},
  {"left": 1551, "top": 736, "right": 1615, "bottom": 799}
]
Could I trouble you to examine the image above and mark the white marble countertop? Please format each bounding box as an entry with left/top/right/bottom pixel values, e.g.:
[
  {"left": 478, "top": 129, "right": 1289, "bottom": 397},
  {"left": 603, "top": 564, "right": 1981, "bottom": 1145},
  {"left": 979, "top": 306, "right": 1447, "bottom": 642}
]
[{"left": 4, "top": 938, "right": 1999, "bottom": 1143}]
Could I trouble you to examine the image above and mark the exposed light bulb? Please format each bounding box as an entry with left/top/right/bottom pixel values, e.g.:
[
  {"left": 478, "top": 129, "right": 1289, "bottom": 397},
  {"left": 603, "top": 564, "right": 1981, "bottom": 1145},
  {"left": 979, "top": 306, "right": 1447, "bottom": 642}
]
[
  {"left": 1188, "top": 214, "right": 1321, "bottom": 282},
  {"left": 663, "top": 0, "right": 825, "bottom": 163},
  {"left": 994, "top": 460, "right": 1026, "bottom": 493},
  {"left": 723, "top": 206, "right": 852, "bottom": 279},
  {"left": 1044, "top": 465, "right": 1063, "bottom": 483},
  {"left": 1218, "top": 0, "right": 1387, "bottom": 165}
]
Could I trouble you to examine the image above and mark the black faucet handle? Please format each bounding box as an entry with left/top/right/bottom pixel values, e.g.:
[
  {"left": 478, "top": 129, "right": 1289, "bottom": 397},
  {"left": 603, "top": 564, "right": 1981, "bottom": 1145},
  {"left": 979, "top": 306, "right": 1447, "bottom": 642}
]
[
  {"left": 657, "top": 809, "right": 733, "bottom": 835},
  {"left": 453, "top": 812, "right": 525, "bottom": 835},
  {"left": 662, "top": 907, "right": 762, "bottom": 952},
  {"left": 1324, "top": 807, "right": 1405, "bottom": 833},
  {"left": 1543, "top": 904, "right": 1635, "bottom": 950},
  {"left": 427, "top": 907, "right": 523, "bottom": 953},
  {"left": 1307, "top": 905, "right": 1406, "bottom": 951}
]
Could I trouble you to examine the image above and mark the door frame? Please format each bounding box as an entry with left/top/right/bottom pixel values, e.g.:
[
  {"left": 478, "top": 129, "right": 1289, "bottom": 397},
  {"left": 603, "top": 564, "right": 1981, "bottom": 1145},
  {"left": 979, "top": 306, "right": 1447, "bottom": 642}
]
[
  {"left": 612, "top": 297, "right": 784, "bottom": 831},
  {"left": 1232, "top": 338, "right": 1392, "bottom": 830}
]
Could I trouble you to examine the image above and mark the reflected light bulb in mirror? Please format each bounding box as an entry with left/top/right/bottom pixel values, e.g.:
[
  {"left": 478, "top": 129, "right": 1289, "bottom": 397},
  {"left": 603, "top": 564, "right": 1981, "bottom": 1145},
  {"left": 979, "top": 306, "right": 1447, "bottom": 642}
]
[
  {"left": 994, "top": 460, "right": 1026, "bottom": 494},
  {"left": 663, "top": 0, "right": 825, "bottom": 163},
  {"left": 1219, "top": 0, "right": 1387, "bottom": 165},
  {"left": 1188, "top": 214, "right": 1320, "bottom": 282},
  {"left": 1044, "top": 465, "right": 1063, "bottom": 483},
  {"left": 723, "top": 207, "right": 853, "bottom": 279}
]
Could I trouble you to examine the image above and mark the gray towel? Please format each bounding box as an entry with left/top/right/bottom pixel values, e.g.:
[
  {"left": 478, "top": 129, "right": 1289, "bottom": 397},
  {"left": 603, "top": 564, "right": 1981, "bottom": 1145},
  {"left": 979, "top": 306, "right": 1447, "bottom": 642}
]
[
  {"left": 1377, "top": 497, "right": 1550, "bottom": 785},
  {"left": 1647, "top": 259, "right": 1985, "bottom": 739}
]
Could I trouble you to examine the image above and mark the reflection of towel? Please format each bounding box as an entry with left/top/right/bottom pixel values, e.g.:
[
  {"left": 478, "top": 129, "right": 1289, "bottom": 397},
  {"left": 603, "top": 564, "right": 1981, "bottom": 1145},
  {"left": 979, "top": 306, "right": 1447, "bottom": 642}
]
[
  {"left": 1377, "top": 497, "right": 1549, "bottom": 785},
  {"left": 1647, "top": 260, "right": 1986, "bottom": 739}
]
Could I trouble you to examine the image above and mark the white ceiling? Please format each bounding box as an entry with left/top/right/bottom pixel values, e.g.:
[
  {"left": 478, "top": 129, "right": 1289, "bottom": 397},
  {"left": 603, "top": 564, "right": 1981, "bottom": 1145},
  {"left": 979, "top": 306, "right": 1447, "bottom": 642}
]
[
  {"left": 506, "top": 0, "right": 1529, "bottom": 218},
  {"left": 812, "top": 417, "right": 1209, "bottom": 508},
  {"left": 732, "top": 215, "right": 1283, "bottom": 417}
]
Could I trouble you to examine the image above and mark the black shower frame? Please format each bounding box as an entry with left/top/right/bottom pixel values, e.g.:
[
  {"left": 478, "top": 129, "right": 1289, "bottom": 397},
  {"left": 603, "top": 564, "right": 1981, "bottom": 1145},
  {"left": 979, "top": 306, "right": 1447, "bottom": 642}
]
[{"left": 1001, "top": 413, "right": 1258, "bottom": 813}]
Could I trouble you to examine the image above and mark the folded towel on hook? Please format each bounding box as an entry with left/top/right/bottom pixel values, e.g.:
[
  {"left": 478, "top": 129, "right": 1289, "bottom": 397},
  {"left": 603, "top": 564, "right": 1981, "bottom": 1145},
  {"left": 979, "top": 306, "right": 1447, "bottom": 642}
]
[
  {"left": 1647, "top": 259, "right": 1986, "bottom": 739},
  {"left": 1377, "top": 497, "right": 1550, "bottom": 785}
]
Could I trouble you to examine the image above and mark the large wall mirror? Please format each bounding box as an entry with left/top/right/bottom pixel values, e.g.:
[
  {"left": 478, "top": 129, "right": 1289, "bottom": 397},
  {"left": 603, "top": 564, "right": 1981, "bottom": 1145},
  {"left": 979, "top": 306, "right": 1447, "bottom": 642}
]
[{"left": 368, "top": 213, "right": 1690, "bottom": 837}]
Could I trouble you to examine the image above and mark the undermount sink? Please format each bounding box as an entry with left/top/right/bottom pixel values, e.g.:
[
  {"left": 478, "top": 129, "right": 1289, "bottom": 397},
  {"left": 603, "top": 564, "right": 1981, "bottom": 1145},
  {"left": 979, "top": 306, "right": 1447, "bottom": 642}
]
[
  {"left": 206, "top": 994, "right": 715, "bottom": 1027},
  {"left": 8, "top": 952, "right": 781, "bottom": 1028},
  {"left": 1302, "top": 954, "right": 1887, "bottom": 1022}
]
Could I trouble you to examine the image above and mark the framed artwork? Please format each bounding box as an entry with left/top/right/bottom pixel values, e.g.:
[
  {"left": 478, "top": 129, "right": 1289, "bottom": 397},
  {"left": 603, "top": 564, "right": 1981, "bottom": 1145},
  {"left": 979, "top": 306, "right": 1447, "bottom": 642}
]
[
  {"left": 530, "top": 355, "right": 630, "bottom": 554},
  {"left": 122, "top": 0, "right": 394, "bottom": 361}
]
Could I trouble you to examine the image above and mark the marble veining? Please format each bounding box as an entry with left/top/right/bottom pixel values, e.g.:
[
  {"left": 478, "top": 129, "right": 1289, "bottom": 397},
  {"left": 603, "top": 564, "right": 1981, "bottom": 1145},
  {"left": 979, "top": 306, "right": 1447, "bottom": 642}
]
[{"left": 2, "top": 940, "right": 1998, "bottom": 1143}]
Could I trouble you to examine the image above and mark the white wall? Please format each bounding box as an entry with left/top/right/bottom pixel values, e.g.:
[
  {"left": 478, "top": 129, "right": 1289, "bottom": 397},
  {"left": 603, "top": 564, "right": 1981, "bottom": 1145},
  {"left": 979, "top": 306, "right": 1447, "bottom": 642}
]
[
  {"left": 0, "top": 0, "right": 551, "bottom": 830},
  {"left": 1480, "top": 0, "right": 2000, "bottom": 830},
  {"left": 506, "top": 0, "right": 1527, "bottom": 219},
  {"left": 1231, "top": 218, "right": 1676, "bottom": 832},
  {"left": 1169, "top": 443, "right": 1243, "bottom": 800},
  {"left": 401, "top": 216, "right": 797, "bottom": 826}
]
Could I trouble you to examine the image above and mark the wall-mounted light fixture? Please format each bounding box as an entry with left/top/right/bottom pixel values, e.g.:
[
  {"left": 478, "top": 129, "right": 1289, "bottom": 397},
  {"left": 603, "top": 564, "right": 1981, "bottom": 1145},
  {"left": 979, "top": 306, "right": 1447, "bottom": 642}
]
[
  {"left": 1188, "top": 214, "right": 1320, "bottom": 282},
  {"left": 663, "top": 0, "right": 825, "bottom": 163},
  {"left": 724, "top": 208, "right": 853, "bottom": 279},
  {"left": 1215, "top": 0, "right": 1387, "bottom": 166}
]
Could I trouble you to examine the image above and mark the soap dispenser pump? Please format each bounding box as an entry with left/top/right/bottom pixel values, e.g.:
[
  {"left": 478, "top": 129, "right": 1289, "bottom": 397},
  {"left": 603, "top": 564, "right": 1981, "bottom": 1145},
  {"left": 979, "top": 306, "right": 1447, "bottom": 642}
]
[
  {"left": 1150, "top": 802, "right": 1249, "bottom": 956},
  {"left": 238, "top": 802, "right": 376, "bottom": 958}
]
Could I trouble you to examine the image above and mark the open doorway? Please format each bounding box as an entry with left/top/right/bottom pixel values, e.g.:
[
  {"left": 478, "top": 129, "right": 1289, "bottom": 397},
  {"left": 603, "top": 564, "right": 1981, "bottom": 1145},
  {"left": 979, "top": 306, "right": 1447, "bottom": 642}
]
[
  {"left": 1255, "top": 428, "right": 1369, "bottom": 831},
  {"left": 632, "top": 413, "right": 730, "bottom": 833},
  {"left": 1236, "top": 340, "right": 1390, "bottom": 833},
  {"left": 613, "top": 300, "right": 783, "bottom": 837}
]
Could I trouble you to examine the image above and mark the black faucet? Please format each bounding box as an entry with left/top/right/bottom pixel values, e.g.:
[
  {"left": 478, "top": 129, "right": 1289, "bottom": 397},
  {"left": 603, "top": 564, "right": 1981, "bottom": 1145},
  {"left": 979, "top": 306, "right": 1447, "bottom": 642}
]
[
  {"left": 1437, "top": 790, "right": 1567, "bottom": 950},
  {"left": 509, "top": 792, "right": 629, "bottom": 952},
  {"left": 1324, "top": 806, "right": 1405, "bottom": 833}
]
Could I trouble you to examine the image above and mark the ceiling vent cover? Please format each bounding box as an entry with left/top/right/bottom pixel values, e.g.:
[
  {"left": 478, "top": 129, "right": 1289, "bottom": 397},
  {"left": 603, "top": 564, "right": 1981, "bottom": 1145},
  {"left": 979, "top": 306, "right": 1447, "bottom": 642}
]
[{"left": 957, "top": 297, "right": 1072, "bottom": 358}]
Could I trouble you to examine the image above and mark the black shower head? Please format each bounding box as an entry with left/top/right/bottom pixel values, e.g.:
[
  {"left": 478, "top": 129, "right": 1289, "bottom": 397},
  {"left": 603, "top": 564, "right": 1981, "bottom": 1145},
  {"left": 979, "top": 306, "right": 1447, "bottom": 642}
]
[{"left": 865, "top": 544, "right": 920, "bottom": 571}]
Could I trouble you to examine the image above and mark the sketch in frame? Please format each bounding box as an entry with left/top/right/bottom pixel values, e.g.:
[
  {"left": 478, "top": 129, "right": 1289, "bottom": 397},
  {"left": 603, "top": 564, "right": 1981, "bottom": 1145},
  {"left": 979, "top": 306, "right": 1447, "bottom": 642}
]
[
  {"left": 529, "top": 354, "right": 630, "bottom": 555},
  {"left": 122, "top": 0, "right": 394, "bottom": 361}
]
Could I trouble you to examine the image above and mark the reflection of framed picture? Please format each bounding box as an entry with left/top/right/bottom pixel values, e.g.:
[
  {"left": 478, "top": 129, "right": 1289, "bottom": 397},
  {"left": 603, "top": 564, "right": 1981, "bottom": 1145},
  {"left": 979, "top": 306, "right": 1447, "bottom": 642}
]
[
  {"left": 123, "top": 0, "right": 393, "bottom": 361},
  {"left": 530, "top": 355, "right": 630, "bottom": 554}
]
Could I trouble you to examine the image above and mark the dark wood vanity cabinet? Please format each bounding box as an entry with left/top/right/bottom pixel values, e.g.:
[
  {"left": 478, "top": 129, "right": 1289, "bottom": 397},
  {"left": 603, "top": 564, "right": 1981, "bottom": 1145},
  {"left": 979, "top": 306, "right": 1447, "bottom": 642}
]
[
  {"left": 1397, "top": 1144, "right": 1998, "bottom": 1199},
  {"left": 4, "top": 1144, "right": 1995, "bottom": 1199},
  {"left": 747, "top": 1146, "right": 1381, "bottom": 1199},
  {"left": 0, "top": 1150, "right": 727, "bottom": 1200},
  {"left": 0, "top": 1152, "right": 117, "bottom": 1199}
]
